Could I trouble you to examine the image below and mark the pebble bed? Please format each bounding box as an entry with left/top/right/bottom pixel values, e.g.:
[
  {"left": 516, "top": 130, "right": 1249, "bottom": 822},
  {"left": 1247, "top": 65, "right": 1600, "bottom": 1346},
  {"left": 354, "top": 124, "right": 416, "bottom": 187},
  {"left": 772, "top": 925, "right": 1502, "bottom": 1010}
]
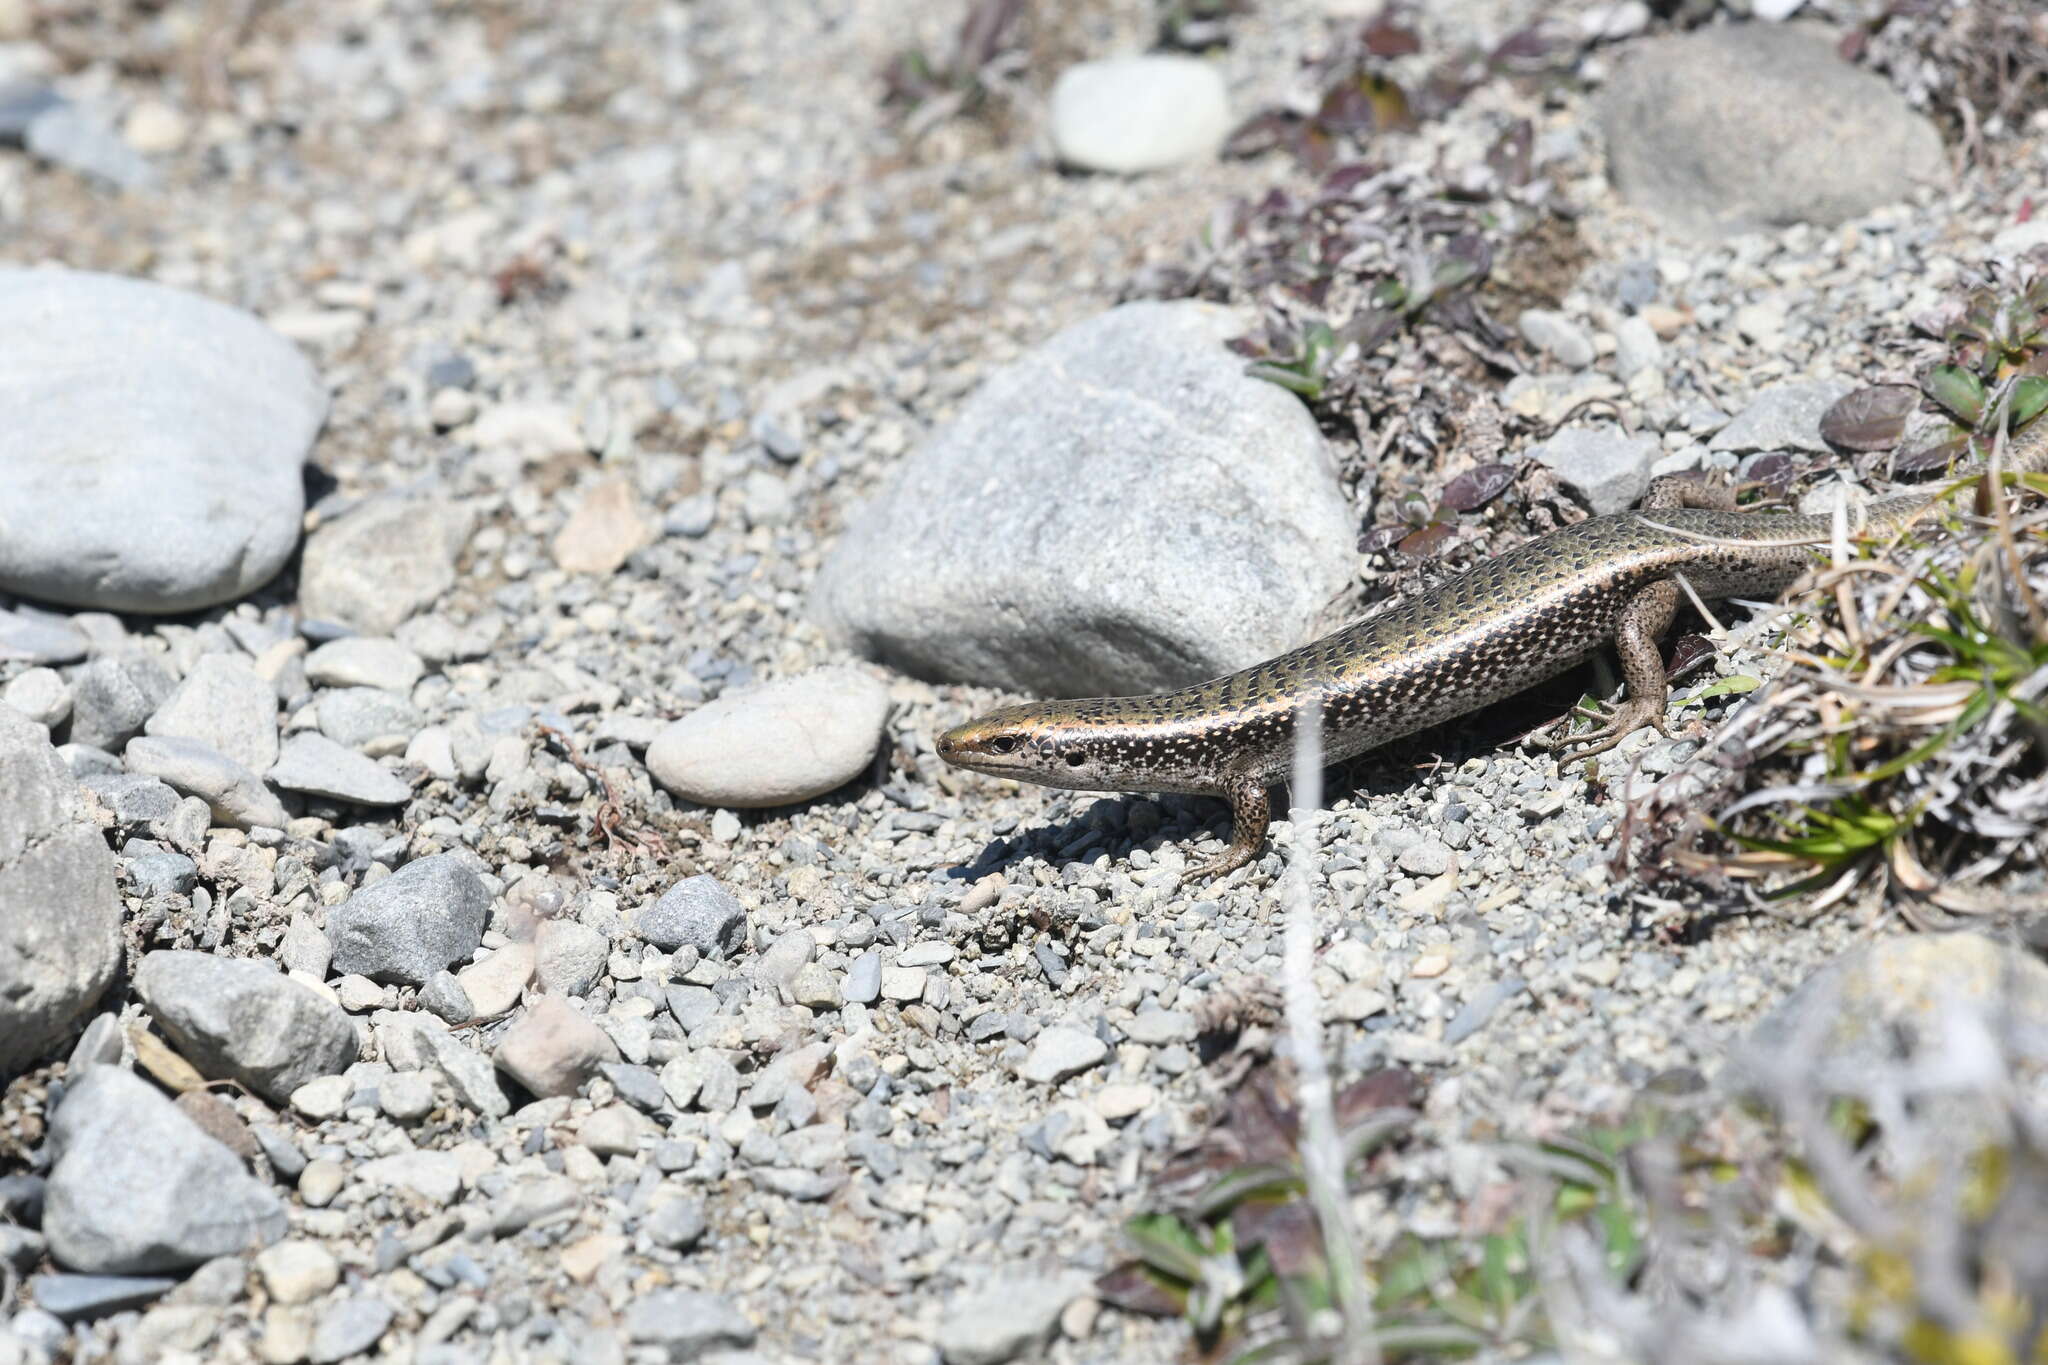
[{"left": 1, "top": 1, "right": 2044, "bottom": 1363}]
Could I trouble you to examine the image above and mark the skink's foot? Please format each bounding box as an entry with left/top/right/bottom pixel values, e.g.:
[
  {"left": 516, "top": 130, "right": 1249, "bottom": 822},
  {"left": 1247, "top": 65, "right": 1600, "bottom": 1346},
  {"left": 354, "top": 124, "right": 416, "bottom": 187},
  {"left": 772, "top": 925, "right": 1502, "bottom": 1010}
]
[
  {"left": 1176, "top": 770, "right": 1271, "bottom": 888},
  {"left": 1539, "top": 695, "right": 1673, "bottom": 762}
]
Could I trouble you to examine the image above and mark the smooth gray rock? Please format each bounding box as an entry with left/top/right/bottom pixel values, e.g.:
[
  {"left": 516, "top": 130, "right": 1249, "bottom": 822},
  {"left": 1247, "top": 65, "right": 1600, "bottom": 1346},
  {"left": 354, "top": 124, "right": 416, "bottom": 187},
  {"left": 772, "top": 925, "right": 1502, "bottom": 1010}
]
[
  {"left": 623, "top": 1289, "right": 756, "bottom": 1360},
  {"left": 124, "top": 734, "right": 289, "bottom": 831},
  {"left": 315, "top": 686, "right": 423, "bottom": 749},
  {"left": 125, "top": 849, "right": 197, "bottom": 898},
  {"left": 1020, "top": 1026, "right": 1108, "bottom": 1085},
  {"left": 2, "top": 667, "right": 70, "bottom": 728},
  {"left": 302, "top": 636, "right": 426, "bottom": 692},
  {"left": 0, "top": 704, "right": 121, "bottom": 1077},
  {"left": 308, "top": 1295, "right": 394, "bottom": 1364},
  {"left": 645, "top": 1197, "right": 707, "bottom": 1251},
  {"left": 298, "top": 495, "right": 476, "bottom": 635},
  {"left": 812, "top": 301, "right": 1356, "bottom": 695},
  {"left": 493, "top": 997, "right": 618, "bottom": 1099},
  {"left": 632, "top": 875, "right": 747, "bottom": 959},
  {"left": 1049, "top": 56, "right": 1230, "bottom": 174},
  {"left": 70, "top": 653, "right": 176, "bottom": 753},
  {"left": 268, "top": 732, "right": 412, "bottom": 806},
  {"left": 1597, "top": 24, "right": 1945, "bottom": 239},
  {"left": 327, "top": 853, "right": 489, "bottom": 985},
  {"left": 29, "top": 1272, "right": 178, "bottom": 1322},
  {"left": 937, "top": 1272, "right": 1089, "bottom": 1365},
  {"left": 534, "top": 920, "right": 608, "bottom": 997},
  {"left": 1528, "top": 428, "right": 1663, "bottom": 515},
  {"left": 416, "top": 1026, "right": 510, "bottom": 1118},
  {"left": 0, "top": 609, "right": 88, "bottom": 664},
  {"left": 1518, "top": 309, "right": 1596, "bottom": 369},
  {"left": 80, "top": 771, "right": 180, "bottom": 827},
  {"left": 132, "top": 951, "right": 359, "bottom": 1104},
  {"left": 0, "top": 269, "right": 325, "bottom": 611},
  {"left": 1708, "top": 381, "right": 1856, "bottom": 455},
  {"left": 143, "top": 653, "right": 278, "bottom": 772},
  {"left": 23, "top": 104, "right": 153, "bottom": 189},
  {"left": 646, "top": 667, "right": 890, "bottom": 808},
  {"left": 44, "top": 1066, "right": 286, "bottom": 1273}
]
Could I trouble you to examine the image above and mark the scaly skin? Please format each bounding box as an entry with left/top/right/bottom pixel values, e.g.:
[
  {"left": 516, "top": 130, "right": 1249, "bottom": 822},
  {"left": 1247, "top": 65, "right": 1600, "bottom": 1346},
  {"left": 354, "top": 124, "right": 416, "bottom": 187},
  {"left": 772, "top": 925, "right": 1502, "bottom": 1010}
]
[{"left": 938, "top": 422, "right": 2048, "bottom": 880}]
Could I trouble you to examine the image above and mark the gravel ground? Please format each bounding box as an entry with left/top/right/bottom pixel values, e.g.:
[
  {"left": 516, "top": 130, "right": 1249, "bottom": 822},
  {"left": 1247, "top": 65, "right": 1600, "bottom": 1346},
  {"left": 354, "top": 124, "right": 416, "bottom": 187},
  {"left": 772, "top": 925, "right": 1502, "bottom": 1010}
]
[{"left": 2, "top": 1, "right": 2045, "bottom": 1362}]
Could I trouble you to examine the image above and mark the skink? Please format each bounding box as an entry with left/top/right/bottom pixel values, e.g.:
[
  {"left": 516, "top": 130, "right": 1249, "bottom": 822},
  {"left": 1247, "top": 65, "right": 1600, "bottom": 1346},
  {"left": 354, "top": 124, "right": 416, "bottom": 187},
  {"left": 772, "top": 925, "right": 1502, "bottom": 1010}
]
[{"left": 938, "top": 421, "right": 2048, "bottom": 880}]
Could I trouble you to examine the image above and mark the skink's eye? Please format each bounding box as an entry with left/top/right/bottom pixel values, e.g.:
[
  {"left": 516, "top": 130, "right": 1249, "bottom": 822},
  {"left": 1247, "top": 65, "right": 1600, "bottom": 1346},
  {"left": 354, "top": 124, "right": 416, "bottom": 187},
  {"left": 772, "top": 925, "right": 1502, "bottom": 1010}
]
[
  {"left": 1064, "top": 749, "right": 1087, "bottom": 769},
  {"left": 988, "top": 735, "right": 1019, "bottom": 755}
]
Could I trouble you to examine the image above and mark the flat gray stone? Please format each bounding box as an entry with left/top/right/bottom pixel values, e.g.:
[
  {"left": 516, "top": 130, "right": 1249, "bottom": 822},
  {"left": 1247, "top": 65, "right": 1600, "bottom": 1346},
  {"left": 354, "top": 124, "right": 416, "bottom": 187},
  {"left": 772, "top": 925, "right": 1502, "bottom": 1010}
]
[
  {"left": 534, "top": 920, "right": 608, "bottom": 997},
  {"left": 0, "top": 609, "right": 87, "bottom": 664},
  {"left": 0, "top": 704, "right": 122, "bottom": 1077},
  {"left": 632, "top": 874, "right": 747, "bottom": 959},
  {"left": 646, "top": 667, "right": 890, "bottom": 808},
  {"left": 623, "top": 1289, "right": 756, "bottom": 1359},
  {"left": 44, "top": 1066, "right": 286, "bottom": 1273},
  {"left": 24, "top": 104, "right": 153, "bottom": 190},
  {"left": 315, "top": 686, "right": 423, "bottom": 749},
  {"left": 3, "top": 667, "right": 71, "bottom": 728},
  {"left": 327, "top": 853, "right": 489, "bottom": 985},
  {"left": 1049, "top": 56, "right": 1230, "bottom": 174},
  {"left": 1020, "top": 1026, "right": 1108, "bottom": 1085},
  {"left": 308, "top": 1295, "right": 393, "bottom": 1364},
  {"left": 299, "top": 495, "right": 476, "bottom": 635},
  {"left": 29, "top": 1272, "right": 178, "bottom": 1322},
  {"left": 937, "top": 1272, "right": 1089, "bottom": 1365},
  {"left": 143, "top": 653, "right": 278, "bottom": 773},
  {"left": 302, "top": 636, "right": 425, "bottom": 692},
  {"left": 811, "top": 301, "right": 1357, "bottom": 695},
  {"left": 0, "top": 269, "right": 325, "bottom": 612},
  {"left": 268, "top": 732, "right": 412, "bottom": 806},
  {"left": 133, "top": 951, "right": 359, "bottom": 1104},
  {"left": 1597, "top": 24, "right": 1945, "bottom": 239},
  {"left": 1529, "top": 428, "right": 1663, "bottom": 515},
  {"left": 124, "top": 734, "right": 289, "bottom": 831}
]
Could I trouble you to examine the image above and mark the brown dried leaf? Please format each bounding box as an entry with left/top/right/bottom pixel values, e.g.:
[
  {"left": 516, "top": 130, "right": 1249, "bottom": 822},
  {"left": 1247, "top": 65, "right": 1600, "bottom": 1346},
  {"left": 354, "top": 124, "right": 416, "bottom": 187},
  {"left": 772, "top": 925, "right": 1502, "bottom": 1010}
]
[
  {"left": 1397, "top": 522, "right": 1456, "bottom": 558},
  {"left": 1094, "top": 1262, "right": 1187, "bottom": 1317},
  {"left": 1819, "top": 384, "right": 1918, "bottom": 452},
  {"left": 1442, "top": 462, "right": 1516, "bottom": 512}
]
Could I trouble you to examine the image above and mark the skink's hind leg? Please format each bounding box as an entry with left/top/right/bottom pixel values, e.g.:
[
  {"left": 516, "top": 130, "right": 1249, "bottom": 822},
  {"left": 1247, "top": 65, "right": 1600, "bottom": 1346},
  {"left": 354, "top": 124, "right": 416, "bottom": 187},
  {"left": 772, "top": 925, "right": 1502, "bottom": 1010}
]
[
  {"left": 1542, "top": 579, "right": 1680, "bottom": 761},
  {"left": 1179, "top": 770, "right": 1271, "bottom": 885},
  {"left": 1642, "top": 473, "right": 1739, "bottom": 512}
]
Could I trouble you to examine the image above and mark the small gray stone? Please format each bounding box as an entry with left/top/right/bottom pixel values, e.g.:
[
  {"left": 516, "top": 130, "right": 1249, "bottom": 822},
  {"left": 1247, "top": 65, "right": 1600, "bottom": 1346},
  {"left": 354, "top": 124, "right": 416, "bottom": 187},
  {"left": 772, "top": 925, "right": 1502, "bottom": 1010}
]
[
  {"left": 1708, "top": 381, "right": 1856, "bottom": 455},
  {"left": 268, "top": 733, "right": 412, "bottom": 806},
  {"left": 1123, "top": 1008, "right": 1195, "bottom": 1045},
  {"left": 493, "top": 997, "right": 618, "bottom": 1098},
  {"left": 535, "top": 919, "right": 608, "bottom": 997},
  {"left": 124, "top": 734, "right": 289, "bottom": 830},
  {"left": 812, "top": 301, "right": 1356, "bottom": 695},
  {"left": 937, "top": 1273, "right": 1088, "bottom": 1365},
  {"left": 81, "top": 772, "right": 179, "bottom": 827},
  {"left": 29, "top": 1272, "right": 178, "bottom": 1322},
  {"left": 1613, "top": 315, "right": 1663, "bottom": 381},
  {"left": 299, "top": 495, "right": 476, "bottom": 635},
  {"left": 24, "top": 103, "right": 154, "bottom": 189},
  {"left": 1444, "top": 977, "right": 1527, "bottom": 1046},
  {"left": 308, "top": 1295, "right": 394, "bottom": 1365},
  {"left": 2, "top": 668, "right": 70, "bottom": 728},
  {"left": 133, "top": 951, "right": 358, "bottom": 1103},
  {"left": 44, "top": 1066, "right": 286, "bottom": 1273},
  {"left": 327, "top": 853, "right": 489, "bottom": 985},
  {"left": 0, "top": 609, "right": 88, "bottom": 664},
  {"left": 623, "top": 1289, "right": 756, "bottom": 1360},
  {"left": 633, "top": 875, "right": 747, "bottom": 958},
  {"left": 1597, "top": 24, "right": 1944, "bottom": 238},
  {"left": 1020, "top": 1026, "right": 1107, "bottom": 1085},
  {"left": 315, "top": 687, "right": 423, "bottom": 750},
  {"left": 70, "top": 653, "right": 176, "bottom": 753},
  {"left": 0, "top": 270, "right": 324, "bottom": 612},
  {"left": 1528, "top": 428, "right": 1663, "bottom": 515},
  {"left": 125, "top": 849, "right": 197, "bottom": 898},
  {"left": 842, "top": 951, "right": 882, "bottom": 1005},
  {"left": 378, "top": 1069, "right": 437, "bottom": 1122},
  {"left": 143, "top": 654, "right": 278, "bottom": 773},
  {"left": 253, "top": 1240, "right": 339, "bottom": 1306},
  {"left": 1397, "top": 840, "right": 1452, "bottom": 877},
  {"left": 303, "top": 637, "right": 426, "bottom": 693},
  {"left": 663, "top": 492, "right": 716, "bottom": 539},
  {"left": 1049, "top": 56, "right": 1229, "bottom": 174},
  {"left": 417, "top": 1027, "right": 510, "bottom": 1118},
  {"left": 1518, "top": 309, "right": 1596, "bottom": 369},
  {"left": 644, "top": 1197, "right": 707, "bottom": 1251},
  {"left": 0, "top": 705, "right": 122, "bottom": 1076},
  {"left": 419, "top": 971, "right": 473, "bottom": 1024},
  {"left": 646, "top": 667, "right": 891, "bottom": 808}
]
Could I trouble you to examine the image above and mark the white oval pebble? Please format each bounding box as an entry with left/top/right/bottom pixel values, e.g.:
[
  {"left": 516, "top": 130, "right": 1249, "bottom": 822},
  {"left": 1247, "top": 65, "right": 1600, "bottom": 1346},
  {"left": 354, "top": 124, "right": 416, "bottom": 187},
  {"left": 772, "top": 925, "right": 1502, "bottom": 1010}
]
[{"left": 646, "top": 667, "right": 890, "bottom": 808}]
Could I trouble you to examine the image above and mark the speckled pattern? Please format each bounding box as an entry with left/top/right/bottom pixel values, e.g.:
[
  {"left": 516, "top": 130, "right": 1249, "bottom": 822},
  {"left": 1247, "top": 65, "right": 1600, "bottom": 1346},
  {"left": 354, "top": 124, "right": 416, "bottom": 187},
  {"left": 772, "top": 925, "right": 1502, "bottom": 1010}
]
[{"left": 941, "top": 421, "right": 2048, "bottom": 877}]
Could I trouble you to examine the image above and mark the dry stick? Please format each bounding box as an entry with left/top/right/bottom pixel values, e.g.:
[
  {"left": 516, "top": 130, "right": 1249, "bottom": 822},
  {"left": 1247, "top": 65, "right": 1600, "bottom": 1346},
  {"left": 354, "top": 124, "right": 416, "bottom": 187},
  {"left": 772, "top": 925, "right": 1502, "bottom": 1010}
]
[{"left": 1282, "top": 703, "right": 1376, "bottom": 1365}]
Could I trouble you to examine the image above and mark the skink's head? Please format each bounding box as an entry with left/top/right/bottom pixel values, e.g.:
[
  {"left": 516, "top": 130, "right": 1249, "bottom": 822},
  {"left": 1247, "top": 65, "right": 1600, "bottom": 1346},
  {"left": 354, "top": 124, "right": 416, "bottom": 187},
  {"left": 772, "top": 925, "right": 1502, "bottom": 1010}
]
[{"left": 938, "top": 701, "right": 1100, "bottom": 788}]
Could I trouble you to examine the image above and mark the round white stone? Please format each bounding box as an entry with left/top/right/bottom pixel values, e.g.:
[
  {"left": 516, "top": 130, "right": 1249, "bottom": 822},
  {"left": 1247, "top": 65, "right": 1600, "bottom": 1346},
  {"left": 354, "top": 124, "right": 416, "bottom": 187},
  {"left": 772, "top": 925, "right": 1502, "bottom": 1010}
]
[
  {"left": 1049, "top": 55, "right": 1230, "bottom": 175},
  {"left": 646, "top": 667, "right": 891, "bottom": 809}
]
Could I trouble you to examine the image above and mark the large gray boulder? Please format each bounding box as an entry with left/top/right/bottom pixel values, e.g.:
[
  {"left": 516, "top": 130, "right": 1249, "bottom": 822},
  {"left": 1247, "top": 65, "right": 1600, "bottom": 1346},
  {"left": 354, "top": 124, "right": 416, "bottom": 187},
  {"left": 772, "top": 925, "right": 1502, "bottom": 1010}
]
[
  {"left": 811, "top": 302, "right": 1357, "bottom": 696},
  {"left": 0, "top": 704, "right": 121, "bottom": 1078},
  {"left": 1597, "top": 24, "right": 1945, "bottom": 239},
  {"left": 0, "top": 268, "right": 326, "bottom": 612},
  {"left": 132, "top": 951, "right": 360, "bottom": 1104}
]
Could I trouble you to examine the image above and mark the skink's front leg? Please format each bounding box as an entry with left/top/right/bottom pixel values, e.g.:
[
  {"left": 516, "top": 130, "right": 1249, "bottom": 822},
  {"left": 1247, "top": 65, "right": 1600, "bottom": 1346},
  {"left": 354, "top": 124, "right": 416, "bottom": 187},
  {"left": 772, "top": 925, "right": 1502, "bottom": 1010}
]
[
  {"left": 1180, "top": 768, "right": 1271, "bottom": 884},
  {"left": 1548, "top": 578, "right": 1680, "bottom": 760}
]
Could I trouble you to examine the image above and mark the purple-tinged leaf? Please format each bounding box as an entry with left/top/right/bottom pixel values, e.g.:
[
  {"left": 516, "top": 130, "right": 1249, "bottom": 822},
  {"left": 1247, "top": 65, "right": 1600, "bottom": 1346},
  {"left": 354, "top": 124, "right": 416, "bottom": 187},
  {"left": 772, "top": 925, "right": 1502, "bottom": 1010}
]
[
  {"left": 1668, "top": 634, "right": 1717, "bottom": 681},
  {"left": 1360, "top": 525, "right": 1407, "bottom": 553},
  {"left": 1223, "top": 110, "right": 1300, "bottom": 160},
  {"left": 1442, "top": 462, "right": 1516, "bottom": 512},
  {"left": 1745, "top": 452, "right": 1800, "bottom": 490},
  {"left": 1397, "top": 522, "right": 1456, "bottom": 558},
  {"left": 1894, "top": 435, "right": 1969, "bottom": 476},
  {"left": 1360, "top": 9, "right": 1423, "bottom": 58},
  {"left": 1486, "top": 118, "right": 1533, "bottom": 188},
  {"left": 1095, "top": 1262, "right": 1187, "bottom": 1317},
  {"left": 1320, "top": 161, "right": 1377, "bottom": 197},
  {"left": 1233, "top": 1198, "right": 1323, "bottom": 1276},
  {"left": 1819, "top": 384, "right": 1917, "bottom": 452},
  {"left": 2010, "top": 375, "right": 2048, "bottom": 430}
]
